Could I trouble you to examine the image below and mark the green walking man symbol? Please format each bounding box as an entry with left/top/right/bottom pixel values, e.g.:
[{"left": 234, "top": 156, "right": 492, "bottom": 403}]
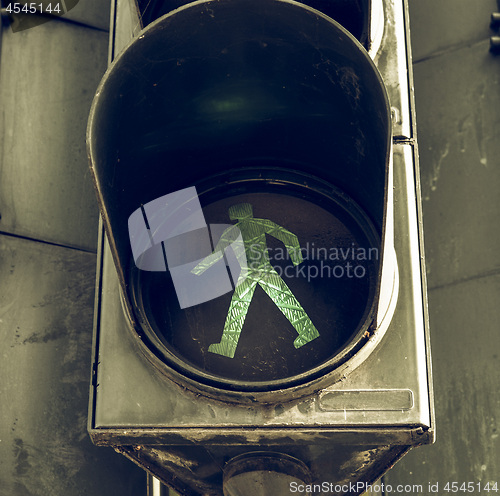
[{"left": 192, "top": 203, "right": 320, "bottom": 358}]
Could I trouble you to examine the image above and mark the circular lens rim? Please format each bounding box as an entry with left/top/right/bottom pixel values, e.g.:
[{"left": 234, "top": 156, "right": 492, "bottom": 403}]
[{"left": 128, "top": 168, "right": 381, "bottom": 394}]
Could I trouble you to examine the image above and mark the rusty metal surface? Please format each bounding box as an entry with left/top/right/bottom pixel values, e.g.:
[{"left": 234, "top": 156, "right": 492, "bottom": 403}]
[
  {"left": 0, "top": 19, "right": 106, "bottom": 252},
  {"left": 0, "top": 234, "right": 146, "bottom": 495}
]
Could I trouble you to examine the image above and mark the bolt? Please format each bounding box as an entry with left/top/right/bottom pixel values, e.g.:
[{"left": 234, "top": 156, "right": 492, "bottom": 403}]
[
  {"left": 491, "top": 12, "right": 500, "bottom": 29},
  {"left": 490, "top": 36, "right": 500, "bottom": 54}
]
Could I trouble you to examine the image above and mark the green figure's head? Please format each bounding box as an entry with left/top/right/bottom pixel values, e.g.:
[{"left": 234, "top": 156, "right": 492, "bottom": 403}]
[{"left": 229, "top": 203, "right": 254, "bottom": 221}]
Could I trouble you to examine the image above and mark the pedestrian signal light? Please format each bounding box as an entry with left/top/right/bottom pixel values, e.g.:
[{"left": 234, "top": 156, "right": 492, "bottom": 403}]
[{"left": 87, "top": 0, "right": 434, "bottom": 493}]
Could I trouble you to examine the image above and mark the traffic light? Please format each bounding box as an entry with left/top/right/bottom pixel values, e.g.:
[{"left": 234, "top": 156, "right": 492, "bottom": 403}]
[{"left": 87, "top": 0, "right": 434, "bottom": 493}]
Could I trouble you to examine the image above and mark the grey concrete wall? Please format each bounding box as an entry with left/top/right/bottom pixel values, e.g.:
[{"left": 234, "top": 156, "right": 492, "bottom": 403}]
[
  {"left": 0, "top": 8, "right": 146, "bottom": 496},
  {"left": 386, "top": 0, "right": 500, "bottom": 492},
  {"left": 1, "top": 0, "right": 498, "bottom": 494}
]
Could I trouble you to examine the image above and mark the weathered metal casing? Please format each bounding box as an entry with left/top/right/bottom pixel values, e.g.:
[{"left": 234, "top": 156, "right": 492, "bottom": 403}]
[{"left": 87, "top": 0, "right": 434, "bottom": 493}]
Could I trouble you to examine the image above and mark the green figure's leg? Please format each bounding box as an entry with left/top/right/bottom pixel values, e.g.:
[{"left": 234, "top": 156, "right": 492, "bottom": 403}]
[
  {"left": 259, "top": 271, "right": 320, "bottom": 349},
  {"left": 208, "top": 276, "right": 258, "bottom": 358}
]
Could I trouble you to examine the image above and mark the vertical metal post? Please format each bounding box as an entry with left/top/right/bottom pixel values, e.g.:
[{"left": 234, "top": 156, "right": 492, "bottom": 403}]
[{"left": 147, "top": 474, "right": 169, "bottom": 496}]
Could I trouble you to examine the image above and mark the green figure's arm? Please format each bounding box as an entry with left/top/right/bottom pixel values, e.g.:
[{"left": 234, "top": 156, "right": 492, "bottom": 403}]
[
  {"left": 256, "top": 219, "right": 303, "bottom": 266},
  {"left": 192, "top": 225, "right": 240, "bottom": 275}
]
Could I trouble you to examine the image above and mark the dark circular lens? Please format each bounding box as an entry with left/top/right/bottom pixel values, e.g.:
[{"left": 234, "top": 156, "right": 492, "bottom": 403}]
[{"left": 129, "top": 170, "right": 380, "bottom": 391}]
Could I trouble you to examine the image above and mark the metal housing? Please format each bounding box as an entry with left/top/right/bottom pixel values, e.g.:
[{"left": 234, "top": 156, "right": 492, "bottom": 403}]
[{"left": 88, "top": 0, "right": 434, "bottom": 493}]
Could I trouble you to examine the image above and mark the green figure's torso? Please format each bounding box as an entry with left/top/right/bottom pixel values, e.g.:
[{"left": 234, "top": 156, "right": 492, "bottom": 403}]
[
  {"left": 237, "top": 219, "right": 274, "bottom": 273},
  {"left": 192, "top": 203, "right": 319, "bottom": 358}
]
